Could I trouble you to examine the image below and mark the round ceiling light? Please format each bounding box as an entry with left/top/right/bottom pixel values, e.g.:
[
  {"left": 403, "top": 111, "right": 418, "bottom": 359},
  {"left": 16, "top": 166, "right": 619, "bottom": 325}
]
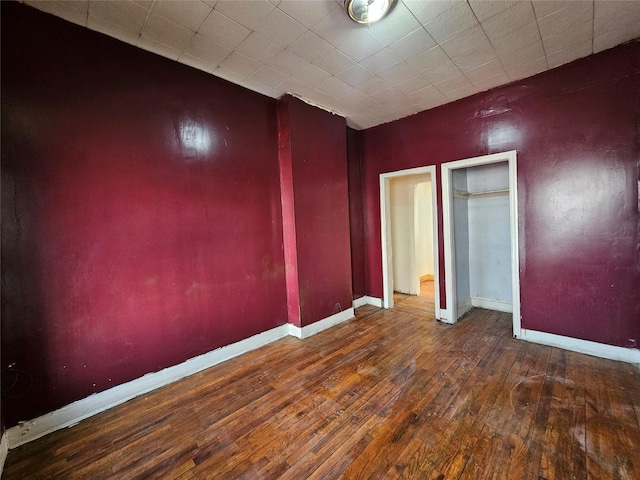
[{"left": 345, "top": 0, "right": 394, "bottom": 24}]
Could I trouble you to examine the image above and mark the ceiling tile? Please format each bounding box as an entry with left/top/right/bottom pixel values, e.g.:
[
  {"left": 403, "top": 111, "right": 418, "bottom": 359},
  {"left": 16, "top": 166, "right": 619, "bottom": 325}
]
[
  {"left": 407, "top": 84, "right": 448, "bottom": 107},
  {"left": 87, "top": 14, "right": 140, "bottom": 45},
  {"left": 546, "top": 39, "right": 592, "bottom": 69},
  {"left": 338, "top": 30, "right": 386, "bottom": 62},
  {"left": 468, "top": 0, "right": 519, "bottom": 22},
  {"left": 183, "top": 33, "right": 232, "bottom": 66},
  {"left": 214, "top": 0, "right": 274, "bottom": 29},
  {"left": 287, "top": 30, "right": 334, "bottom": 62},
  {"left": 150, "top": 1, "right": 212, "bottom": 32},
  {"left": 498, "top": 41, "right": 545, "bottom": 67},
  {"left": 267, "top": 50, "right": 309, "bottom": 76},
  {"left": 314, "top": 76, "right": 351, "bottom": 96},
  {"left": 213, "top": 66, "right": 249, "bottom": 85},
  {"left": 389, "top": 27, "right": 437, "bottom": 61},
  {"left": 481, "top": 1, "right": 537, "bottom": 40},
  {"left": 408, "top": 45, "right": 450, "bottom": 71},
  {"left": 594, "top": 1, "right": 640, "bottom": 50},
  {"left": 542, "top": 21, "right": 592, "bottom": 55},
  {"left": 463, "top": 58, "right": 505, "bottom": 84},
  {"left": 142, "top": 14, "right": 195, "bottom": 51},
  {"left": 506, "top": 56, "right": 548, "bottom": 82},
  {"left": 179, "top": 52, "right": 217, "bottom": 73},
  {"left": 377, "top": 61, "right": 419, "bottom": 85},
  {"left": 313, "top": 49, "right": 357, "bottom": 75},
  {"left": 219, "top": 51, "right": 263, "bottom": 78},
  {"left": 198, "top": 10, "right": 251, "bottom": 50},
  {"left": 236, "top": 32, "right": 282, "bottom": 63},
  {"left": 395, "top": 74, "right": 433, "bottom": 95},
  {"left": 424, "top": 2, "right": 479, "bottom": 44},
  {"left": 491, "top": 21, "right": 542, "bottom": 56},
  {"left": 440, "top": 25, "right": 491, "bottom": 59},
  {"left": 354, "top": 75, "right": 391, "bottom": 95},
  {"left": 88, "top": 1, "right": 149, "bottom": 33},
  {"left": 472, "top": 71, "right": 511, "bottom": 92},
  {"left": 293, "top": 64, "right": 332, "bottom": 86},
  {"left": 23, "top": 0, "right": 640, "bottom": 130},
  {"left": 241, "top": 79, "right": 280, "bottom": 98},
  {"left": 312, "top": 6, "right": 362, "bottom": 47},
  {"left": 360, "top": 47, "right": 403, "bottom": 74},
  {"left": 276, "top": 0, "right": 337, "bottom": 28},
  {"left": 335, "top": 88, "right": 380, "bottom": 112},
  {"left": 537, "top": 2, "right": 592, "bottom": 40},
  {"left": 421, "top": 60, "right": 462, "bottom": 85},
  {"left": 454, "top": 46, "right": 498, "bottom": 72},
  {"left": 25, "top": 1, "right": 88, "bottom": 27},
  {"left": 367, "top": 2, "right": 422, "bottom": 46},
  {"left": 137, "top": 35, "right": 182, "bottom": 60},
  {"left": 373, "top": 87, "right": 417, "bottom": 109},
  {"left": 403, "top": 0, "right": 464, "bottom": 25},
  {"left": 533, "top": 0, "right": 580, "bottom": 20},
  {"left": 254, "top": 8, "right": 307, "bottom": 47},
  {"left": 434, "top": 74, "right": 472, "bottom": 94},
  {"left": 248, "top": 65, "right": 288, "bottom": 88},
  {"left": 443, "top": 83, "right": 478, "bottom": 101}
]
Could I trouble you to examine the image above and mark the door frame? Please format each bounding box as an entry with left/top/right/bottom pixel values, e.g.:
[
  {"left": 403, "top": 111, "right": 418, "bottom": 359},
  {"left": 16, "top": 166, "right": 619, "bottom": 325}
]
[
  {"left": 380, "top": 165, "right": 440, "bottom": 319},
  {"left": 441, "top": 150, "right": 521, "bottom": 337}
]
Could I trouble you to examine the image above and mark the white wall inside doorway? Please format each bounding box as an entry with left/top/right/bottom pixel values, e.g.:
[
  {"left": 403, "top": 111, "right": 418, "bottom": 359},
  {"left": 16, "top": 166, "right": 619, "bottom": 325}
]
[
  {"left": 389, "top": 174, "right": 431, "bottom": 295},
  {"left": 380, "top": 165, "right": 440, "bottom": 318}
]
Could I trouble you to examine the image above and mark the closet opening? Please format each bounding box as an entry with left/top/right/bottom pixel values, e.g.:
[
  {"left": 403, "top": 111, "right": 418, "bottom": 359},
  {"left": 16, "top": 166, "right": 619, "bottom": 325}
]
[{"left": 441, "top": 151, "right": 521, "bottom": 337}]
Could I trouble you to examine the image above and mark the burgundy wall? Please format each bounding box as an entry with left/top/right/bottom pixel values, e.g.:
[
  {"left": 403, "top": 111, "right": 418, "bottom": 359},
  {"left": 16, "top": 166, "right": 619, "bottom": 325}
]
[
  {"left": 1, "top": 4, "right": 288, "bottom": 427},
  {"left": 278, "top": 96, "right": 353, "bottom": 326},
  {"left": 347, "top": 128, "right": 367, "bottom": 299},
  {"left": 360, "top": 40, "right": 640, "bottom": 349}
]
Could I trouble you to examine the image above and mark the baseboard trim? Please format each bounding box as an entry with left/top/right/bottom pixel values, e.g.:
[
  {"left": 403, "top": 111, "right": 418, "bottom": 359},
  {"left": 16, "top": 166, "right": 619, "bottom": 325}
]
[
  {"left": 288, "top": 308, "right": 355, "bottom": 339},
  {"left": 457, "top": 297, "right": 473, "bottom": 317},
  {"left": 6, "top": 324, "right": 290, "bottom": 449},
  {"left": 352, "top": 296, "right": 367, "bottom": 309},
  {"left": 519, "top": 328, "right": 640, "bottom": 364},
  {"left": 471, "top": 297, "right": 513, "bottom": 313},
  {"left": 419, "top": 274, "right": 434, "bottom": 282},
  {"left": 364, "top": 296, "right": 382, "bottom": 308},
  {"left": 0, "top": 431, "right": 8, "bottom": 476}
]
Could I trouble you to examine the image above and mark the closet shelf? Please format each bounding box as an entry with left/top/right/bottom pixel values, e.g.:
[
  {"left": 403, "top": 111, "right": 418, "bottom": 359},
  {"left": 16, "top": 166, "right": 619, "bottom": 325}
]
[{"left": 453, "top": 188, "right": 509, "bottom": 199}]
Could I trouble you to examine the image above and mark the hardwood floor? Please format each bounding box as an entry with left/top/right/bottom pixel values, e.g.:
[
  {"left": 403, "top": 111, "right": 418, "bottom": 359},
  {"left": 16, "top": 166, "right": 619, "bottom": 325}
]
[{"left": 4, "top": 285, "right": 640, "bottom": 479}]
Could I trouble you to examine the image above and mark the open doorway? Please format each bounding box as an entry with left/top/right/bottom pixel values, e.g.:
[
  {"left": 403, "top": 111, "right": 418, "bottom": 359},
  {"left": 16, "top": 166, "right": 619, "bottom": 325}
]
[
  {"left": 380, "top": 166, "right": 440, "bottom": 319},
  {"left": 441, "top": 151, "right": 521, "bottom": 337}
]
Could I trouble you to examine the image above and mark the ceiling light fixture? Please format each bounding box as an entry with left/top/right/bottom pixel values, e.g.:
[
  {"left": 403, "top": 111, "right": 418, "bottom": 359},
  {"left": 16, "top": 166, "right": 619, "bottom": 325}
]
[{"left": 345, "top": 0, "right": 394, "bottom": 25}]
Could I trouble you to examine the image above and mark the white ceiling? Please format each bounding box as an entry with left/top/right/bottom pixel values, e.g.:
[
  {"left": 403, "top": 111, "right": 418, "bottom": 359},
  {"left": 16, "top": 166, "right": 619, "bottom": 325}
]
[{"left": 21, "top": 0, "right": 640, "bottom": 129}]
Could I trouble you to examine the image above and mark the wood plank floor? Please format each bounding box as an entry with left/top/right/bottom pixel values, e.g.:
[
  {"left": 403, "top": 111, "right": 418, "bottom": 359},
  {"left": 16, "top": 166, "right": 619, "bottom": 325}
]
[{"left": 4, "top": 284, "right": 640, "bottom": 479}]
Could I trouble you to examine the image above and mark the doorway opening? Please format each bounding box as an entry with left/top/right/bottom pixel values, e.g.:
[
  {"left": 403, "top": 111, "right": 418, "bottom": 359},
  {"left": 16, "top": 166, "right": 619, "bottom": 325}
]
[
  {"left": 380, "top": 165, "right": 440, "bottom": 319},
  {"left": 441, "top": 151, "right": 521, "bottom": 337}
]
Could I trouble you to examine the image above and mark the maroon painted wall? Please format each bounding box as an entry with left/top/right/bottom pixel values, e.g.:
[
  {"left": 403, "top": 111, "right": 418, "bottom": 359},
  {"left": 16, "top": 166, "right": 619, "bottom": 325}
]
[
  {"left": 360, "top": 40, "right": 640, "bottom": 349},
  {"left": 347, "top": 128, "right": 367, "bottom": 299},
  {"left": 1, "top": 4, "right": 287, "bottom": 427},
  {"left": 278, "top": 96, "right": 353, "bottom": 326}
]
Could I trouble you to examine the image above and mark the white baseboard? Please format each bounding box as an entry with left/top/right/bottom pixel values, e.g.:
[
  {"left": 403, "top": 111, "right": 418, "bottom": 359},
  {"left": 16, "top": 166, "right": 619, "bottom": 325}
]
[
  {"left": 6, "top": 306, "right": 361, "bottom": 450},
  {"left": 0, "top": 431, "right": 8, "bottom": 476},
  {"left": 519, "top": 328, "right": 640, "bottom": 364},
  {"left": 364, "top": 296, "right": 382, "bottom": 308},
  {"left": 353, "top": 296, "right": 382, "bottom": 309},
  {"left": 288, "top": 308, "right": 355, "bottom": 339},
  {"left": 457, "top": 297, "right": 473, "bottom": 317},
  {"left": 352, "top": 296, "right": 367, "bottom": 309},
  {"left": 6, "top": 324, "right": 290, "bottom": 449},
  {"left": 471, "top": 297, "right": 513, "bottom": 313}
]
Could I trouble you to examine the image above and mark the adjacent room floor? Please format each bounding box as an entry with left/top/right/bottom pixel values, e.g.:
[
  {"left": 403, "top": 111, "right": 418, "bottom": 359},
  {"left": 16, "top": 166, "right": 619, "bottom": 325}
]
[{"left": 4, "top": 289, "right": 640, "bottom": 479}]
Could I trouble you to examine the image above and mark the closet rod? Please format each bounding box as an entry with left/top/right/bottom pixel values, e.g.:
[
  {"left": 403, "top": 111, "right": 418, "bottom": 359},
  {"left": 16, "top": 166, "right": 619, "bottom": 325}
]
[{"left": 453, "top": 188, "right": 509, "bottom": 199}]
